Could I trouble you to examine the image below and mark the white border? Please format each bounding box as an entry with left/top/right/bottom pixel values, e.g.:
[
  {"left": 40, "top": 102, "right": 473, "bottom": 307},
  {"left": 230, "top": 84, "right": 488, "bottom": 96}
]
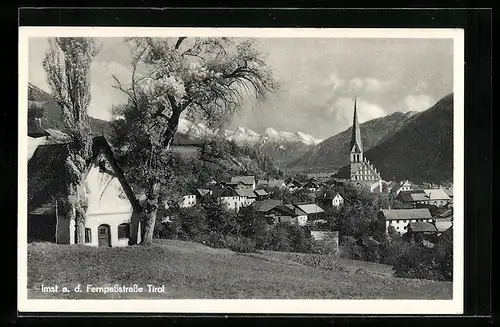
[{"left": 18, "top": 27, "right": 464, "bottom": 314}]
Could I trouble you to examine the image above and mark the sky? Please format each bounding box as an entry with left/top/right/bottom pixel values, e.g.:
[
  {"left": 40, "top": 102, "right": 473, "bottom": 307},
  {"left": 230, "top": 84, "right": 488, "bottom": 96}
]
[{"left": 28, "top": 37, "right": 453, "bottom": 139}]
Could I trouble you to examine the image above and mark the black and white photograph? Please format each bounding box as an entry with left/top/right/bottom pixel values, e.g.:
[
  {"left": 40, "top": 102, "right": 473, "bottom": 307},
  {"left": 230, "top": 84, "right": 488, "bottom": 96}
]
[{"left": 18, "top": 27, "right": 464, "bottom": 314}]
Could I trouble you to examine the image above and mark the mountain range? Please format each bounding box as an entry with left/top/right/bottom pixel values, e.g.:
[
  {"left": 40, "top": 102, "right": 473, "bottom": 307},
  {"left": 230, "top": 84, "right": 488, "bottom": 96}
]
[
  {"left": 288, "top": 110, "right": 420, "bottom": 172},
  {"left": 290, "top": 93, "right": 454, "bottom": 184},
  {"left": 27, "top": 83, "right": 321, "bottom": 167}
]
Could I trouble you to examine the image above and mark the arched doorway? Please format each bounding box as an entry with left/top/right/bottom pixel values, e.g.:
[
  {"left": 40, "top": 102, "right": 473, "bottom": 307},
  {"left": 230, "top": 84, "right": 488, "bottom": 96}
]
[{"left": 98, "top": 224, "right": 111, "bottom": 247}]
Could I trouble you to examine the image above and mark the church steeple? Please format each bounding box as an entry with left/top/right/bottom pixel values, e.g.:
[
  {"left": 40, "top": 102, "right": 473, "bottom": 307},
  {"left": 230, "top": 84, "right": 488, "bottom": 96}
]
[{"left": 350, "top": 97, "right": 363, "bottom": 157}]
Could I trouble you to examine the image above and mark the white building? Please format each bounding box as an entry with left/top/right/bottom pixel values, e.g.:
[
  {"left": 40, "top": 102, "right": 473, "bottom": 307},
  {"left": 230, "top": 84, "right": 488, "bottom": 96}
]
[
  {"left": 28, "top": 137, "right": 141, "bottom": 247},
  {"left": 378, "top": 208, "right": 433, "bottom": 235}
]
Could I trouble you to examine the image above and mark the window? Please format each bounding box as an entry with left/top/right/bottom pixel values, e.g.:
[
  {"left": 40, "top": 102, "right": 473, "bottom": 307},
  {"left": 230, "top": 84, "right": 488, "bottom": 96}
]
[
  {"left": 85, "top": 228, "right": 92, "bottom": 243},
  {"left": 99, "top": 160, "right": 106, "bottom": 173},
  {"left": 118, "top": 223, "right": 130, "bottom": 239}
]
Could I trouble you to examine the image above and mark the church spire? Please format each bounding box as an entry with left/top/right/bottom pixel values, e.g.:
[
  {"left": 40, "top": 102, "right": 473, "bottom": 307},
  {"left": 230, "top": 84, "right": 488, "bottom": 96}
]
[{"left": 350, "top": 96, "right": 363, "bottom": 153}]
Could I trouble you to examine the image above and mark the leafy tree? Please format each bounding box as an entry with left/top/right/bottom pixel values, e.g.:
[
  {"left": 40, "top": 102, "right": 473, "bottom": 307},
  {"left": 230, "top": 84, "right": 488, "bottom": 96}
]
[
  {"left": 112, "top": 37, "right": 279, "bottom": 244},
  {"left": 176, "top": 205, "right": 209, "bottom": 241},
  {"left": 42, "top": 37, "right": 100, "bottom": 244}
]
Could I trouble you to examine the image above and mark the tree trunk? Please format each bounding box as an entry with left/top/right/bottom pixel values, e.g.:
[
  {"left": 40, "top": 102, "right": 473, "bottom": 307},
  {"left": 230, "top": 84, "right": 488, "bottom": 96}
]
[
  {"left": 75, "top": 216, "right": 86, "bottom": 244},
  {"left": 141, "top": 208, "right": 158, "bottom": 245},
  {"left": 140, "top": 183, "right": 160, "bottom": 246}
]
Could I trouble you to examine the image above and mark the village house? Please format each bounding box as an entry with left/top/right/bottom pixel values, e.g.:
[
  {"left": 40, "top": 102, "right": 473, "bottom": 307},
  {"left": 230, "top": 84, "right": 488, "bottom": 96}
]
[
  {"left": 434, "top": 218, "right": 453, "bottom": 235},
  {"left": 252, "top": 199, "right": 283, "bottom": 224},
  {"left": 387, "top": 180, "right": 419, "bottom": 195},
  {"left": 267, "top": 179, "right": 286, "bottom": 189},
  {"left": 442, "top": 185, "right": 453, "bottom": 199},
  {"left": 236, "top": 189, "right": 257, "bottom": 207},
  {"left": 294, "top": 203, "right": 325, "bottom": 223},
  {"left": 28, "top": 117, "right": 51, "bottom": 160},
  {"left": 212, "top": 186, "right": 246, "bottom": 212},
  {"left": 285, "top": 179, "right": 303, "bottom": 192},
  {"left": 257, "top": 179, "right": 269, "bottom": 187},
  {"left": 315, "top": 192, "right": 344, "bottom": 209},
  {"left": 254, "top": 189, "right": 269, "bottom": 201},
  {"left": 28, "top": 136, "right": 142, "bottom": 247},
  {"left": 179, "top": 194, "right": 197, "bottom": 208},
  {"left": 406, "top": 221, "right": 439, "bottom": 242},
  {"left": 396, "top": 189, "right": 451, "bottom": 208},
  {"left": 302, "top": 178, "right": 324, "bottom": 192},
  {"left": 378, "top": 208, "right": 433, "bottom": 235},
  {"left": 267, "top": 204, "right": 308, "bottom": 226},
  {"left": 229, "top": 175, "right": 256, "bottom": 191},
  {"left": 422, "top": 189, "right": 451, "bottom": 207}
]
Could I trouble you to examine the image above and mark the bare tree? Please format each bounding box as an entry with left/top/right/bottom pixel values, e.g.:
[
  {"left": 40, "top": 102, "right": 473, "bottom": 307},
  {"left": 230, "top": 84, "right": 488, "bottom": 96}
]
[
  {"left": 43, "top": 37, "right": 99, "bottom": 244},
  {"left": 112, "top": 37, "right": 279, "bottom": 245}
]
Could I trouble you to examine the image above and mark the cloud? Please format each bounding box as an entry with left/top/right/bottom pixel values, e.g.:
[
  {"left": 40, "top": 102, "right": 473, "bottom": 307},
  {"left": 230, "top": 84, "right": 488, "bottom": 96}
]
[
  {"left": 87, "top": 60, "right": 132, "bottom": 120},
  {"left": 348, "top": 77, "right": 395, "bottom": 93},
  {"left": 325, "top": 97, "right": 386, "bottom": 134},
  {"left": 403, "top": 94, "right": 435, "bottom": 112},
  {"left": 413, "top": 81, "right": 429, "bottom": 92}
]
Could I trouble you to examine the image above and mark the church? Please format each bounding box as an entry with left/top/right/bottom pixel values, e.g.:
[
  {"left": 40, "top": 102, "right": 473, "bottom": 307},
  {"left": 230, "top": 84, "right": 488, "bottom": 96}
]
[{"left": 348, "top": 98, "right": 383, "bottom": 193}]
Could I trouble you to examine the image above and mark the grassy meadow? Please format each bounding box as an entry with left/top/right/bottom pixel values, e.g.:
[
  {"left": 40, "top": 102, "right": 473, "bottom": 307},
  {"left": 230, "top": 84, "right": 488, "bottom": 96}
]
[{"left": 27, "top": 239, "right": 452, "bottom": 300}]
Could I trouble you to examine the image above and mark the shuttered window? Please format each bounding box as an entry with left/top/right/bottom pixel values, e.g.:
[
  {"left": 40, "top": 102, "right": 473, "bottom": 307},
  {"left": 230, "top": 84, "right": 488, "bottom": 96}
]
[{"left": 118, "top": 223, "right": 130, "bottom": 239}]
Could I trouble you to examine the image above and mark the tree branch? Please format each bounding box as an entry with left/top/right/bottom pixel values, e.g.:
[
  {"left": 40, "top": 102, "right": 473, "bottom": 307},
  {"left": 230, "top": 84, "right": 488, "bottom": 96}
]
[{"left": 175, "top": 37, "right": 187, "bottom": 50}]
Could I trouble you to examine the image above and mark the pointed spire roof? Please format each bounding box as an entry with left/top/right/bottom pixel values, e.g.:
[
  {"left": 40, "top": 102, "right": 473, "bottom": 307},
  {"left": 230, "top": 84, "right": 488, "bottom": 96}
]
[{"left": 350, "top": 97, "right": 363, "bottom": 153}]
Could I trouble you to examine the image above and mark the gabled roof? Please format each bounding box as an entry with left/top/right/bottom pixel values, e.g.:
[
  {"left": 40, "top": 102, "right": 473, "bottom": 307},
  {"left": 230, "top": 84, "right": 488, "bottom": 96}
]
[
  {"left": 28, "top": 136, "right": 139, "bottom": 215},
  {"left": 397, "top": 190, "right": 427, "bottom": 202},
  {"left": 316, "top": 192, "right": 343, "bottom": 201},
  {"left": 254, "top": 189, "right": 268, "bottom": 196},
  {"left": 272, "top": 205, "right": 299, "bottom": 217},
  {"left": 380, "top": 208, "right": 432, "bottom": 221},
  {"left": 284, "top": 204, "right": 307, "bottom": 216},
  {"left": 257, "top": 179, "right": 268, "bottom": 185},
  {"left": 423, "top": 189, "right": 451, "bottom": 201},
  {"left": 408, "top": 222, "right": 438, "bottom": 233},
  {"left": 303, "top": 179, "right": 321, "bottom": 188},
  {"left": 286, "top": 180, "right": 302, "bottom": 187},
  {"left": 442, "top": 187, "right": 453, "bottom": 197},
  {"left": 252, "top": 199, "right": 283, "bottom": 212},
  {"left": 236, "top": 189, "right": 257, "bottom": 198},
  {"left": 28, "top": 118, "right": 50, "bottom": 138},
  {"left": 196, "top": 189, "right": 211, "bottom": 196},
  {"left": 267, "top": 179, "right": 285, "bottom": 188},
  {"left": 212, "top": 186, "right": 240, "bottom": 198},
  {"left": 434, "top": 218, "right": 453, "bottom": 232},
  {"left": 295, "top": 203, "right": 325, "bottom": 215},
  {"left": 231, "top": 176, "right": 255, "bottom": 185}
]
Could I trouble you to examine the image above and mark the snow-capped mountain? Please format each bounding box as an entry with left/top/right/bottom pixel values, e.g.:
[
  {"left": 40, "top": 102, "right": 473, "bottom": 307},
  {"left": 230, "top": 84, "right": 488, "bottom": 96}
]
[
  {"left": 178, "top": 118, "right": 322, "bottom": 146},
  {"left": 177, "top": 118, "right": 323, "bottom": 167}
]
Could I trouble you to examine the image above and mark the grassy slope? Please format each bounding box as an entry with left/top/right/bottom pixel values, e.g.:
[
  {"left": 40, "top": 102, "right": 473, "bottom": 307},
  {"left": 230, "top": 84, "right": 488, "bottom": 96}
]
[
  {"left": 288, "top": 111, "right": 418, "bottom": 172},
  {"left": 28, "top": 240, "right": 452, "bottom": 300}
]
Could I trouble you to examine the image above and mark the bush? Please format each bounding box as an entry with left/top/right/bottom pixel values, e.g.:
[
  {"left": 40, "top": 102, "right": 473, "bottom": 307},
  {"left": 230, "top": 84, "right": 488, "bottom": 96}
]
[{"left": 226, "top": 236, "right": 257, "bottom": 253}]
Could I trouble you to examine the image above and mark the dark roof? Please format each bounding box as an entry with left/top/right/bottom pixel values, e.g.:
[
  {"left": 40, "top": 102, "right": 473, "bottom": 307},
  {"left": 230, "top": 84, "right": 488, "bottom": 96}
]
[
  {"left": 284, "top": 204, "right": 307, "bottom": 216},
  {"left": 212, "top": 186, "right": 240, "bottom": 198},
  {"left": 408, "top": 222, "right": 438, "bottom": 233},
  {"left": 28, "top": 136, "right": 140, "bottom": 215},
  {"left": 272, "top": 205, "right": 298, "bottom": 217},
  {"left": 380, "top": 208, "right": 432, "bottom": 221},
  {"left": 397, "top": 190, "right": 427, "bottom": 202},
  {"left": 252, "top": 199, "right": 283, "bottom": 212},
  {"left": 28, "top": 118, "right": 50, "bottom": 138}
]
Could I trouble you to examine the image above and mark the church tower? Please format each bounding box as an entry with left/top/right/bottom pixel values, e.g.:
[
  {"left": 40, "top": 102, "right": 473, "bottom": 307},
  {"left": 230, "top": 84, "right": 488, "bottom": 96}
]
[{"left": 350, "top": 97, "right": 363, "bottom": 178}]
